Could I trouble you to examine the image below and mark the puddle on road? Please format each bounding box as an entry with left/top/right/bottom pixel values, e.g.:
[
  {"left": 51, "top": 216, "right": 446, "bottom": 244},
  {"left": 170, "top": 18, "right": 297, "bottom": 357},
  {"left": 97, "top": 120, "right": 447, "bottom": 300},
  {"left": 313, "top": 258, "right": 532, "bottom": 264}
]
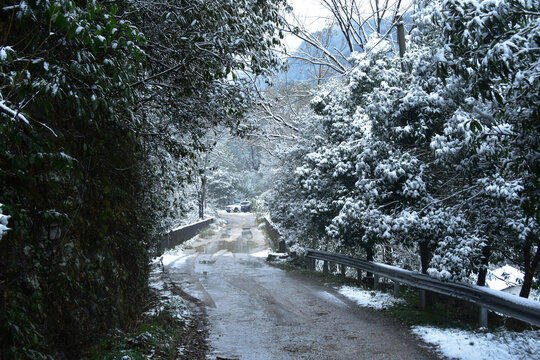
[
  {"left": 194, "top": 238, "right": 261, "bottom": 255},
  {"left": 220, "top": 227, "right": 233, "bottom": 238},
  {"left": 191, "top": 224, "right": 266, "bottom": 255},
  {"left": 241, "top": 228, "right": 253, "bottom": 240},
  {"left": 237, "top": 258, "right": 263, "bottom": 268}
]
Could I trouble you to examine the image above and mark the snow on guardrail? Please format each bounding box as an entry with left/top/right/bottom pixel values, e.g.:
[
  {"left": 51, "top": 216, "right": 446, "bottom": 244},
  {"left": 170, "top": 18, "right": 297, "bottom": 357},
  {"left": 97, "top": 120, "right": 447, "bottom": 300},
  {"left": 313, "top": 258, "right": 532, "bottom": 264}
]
[{"left": 305, "top": 248, "right": 540, "bottom": 327}]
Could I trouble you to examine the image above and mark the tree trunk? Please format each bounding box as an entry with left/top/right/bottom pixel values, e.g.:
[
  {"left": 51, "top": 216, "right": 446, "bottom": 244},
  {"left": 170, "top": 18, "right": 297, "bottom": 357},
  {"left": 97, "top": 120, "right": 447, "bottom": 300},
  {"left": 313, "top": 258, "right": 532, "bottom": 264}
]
[
  {"left": 396, "top": 16, "right": 406, "bottom": 72},
  {"left": 198, "top": 176, "right": 206, "bottom": 219},
  {"left": 419, "top": 242, "right": 433, "bottom": 305},
  {"left": 198, "top": 191, "right": 203, "bottom": 219},
  {"left": 476, "top": 240, "right": 492, "bottom": 286},
  {"left": 519, "top": 237, "right": 540, "bottom": 298},
  {"left": 419, "top": 242, "right": 431, "bottom": 274},
  {"left": 365, "top": 245, "right": 375, "bottom": 286},
  {"left": 366, "top": 246, "right": 374, "bottom": 262}
]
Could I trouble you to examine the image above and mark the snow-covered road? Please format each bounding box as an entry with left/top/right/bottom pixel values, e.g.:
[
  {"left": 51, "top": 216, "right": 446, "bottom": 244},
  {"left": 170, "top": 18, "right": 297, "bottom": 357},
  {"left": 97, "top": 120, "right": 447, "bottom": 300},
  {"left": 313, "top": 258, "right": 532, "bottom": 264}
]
[{"left": 161, "top": 212, "right": 439, "bottom": 359}]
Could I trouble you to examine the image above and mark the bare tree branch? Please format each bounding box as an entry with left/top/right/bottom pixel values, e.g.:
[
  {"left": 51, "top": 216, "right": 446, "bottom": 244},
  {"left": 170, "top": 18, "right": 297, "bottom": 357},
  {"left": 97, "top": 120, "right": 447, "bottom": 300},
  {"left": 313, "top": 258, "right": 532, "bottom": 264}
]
[{"left": 285, "top": 0, "right": 409, "bottom": 75}]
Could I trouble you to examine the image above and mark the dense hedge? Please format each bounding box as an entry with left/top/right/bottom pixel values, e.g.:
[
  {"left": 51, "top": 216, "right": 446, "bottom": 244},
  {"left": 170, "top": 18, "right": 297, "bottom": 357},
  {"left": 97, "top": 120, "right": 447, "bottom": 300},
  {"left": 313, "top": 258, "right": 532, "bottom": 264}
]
[
  {"left": 0, "top": 1, "right": 150, "bottom": 358},
  {"left": 0, "top": 0, "right": 287, "bottom": 358}
]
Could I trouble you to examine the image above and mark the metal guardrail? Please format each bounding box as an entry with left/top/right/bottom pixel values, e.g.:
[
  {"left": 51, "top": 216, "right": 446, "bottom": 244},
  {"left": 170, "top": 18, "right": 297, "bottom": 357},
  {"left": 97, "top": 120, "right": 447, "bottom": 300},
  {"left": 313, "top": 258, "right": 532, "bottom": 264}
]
[
  {"left": 305, "top": 248, "right": 540, "bottom": 327},
  {"left": 159, "top": 218, "right": 215, "bottom": 252}
]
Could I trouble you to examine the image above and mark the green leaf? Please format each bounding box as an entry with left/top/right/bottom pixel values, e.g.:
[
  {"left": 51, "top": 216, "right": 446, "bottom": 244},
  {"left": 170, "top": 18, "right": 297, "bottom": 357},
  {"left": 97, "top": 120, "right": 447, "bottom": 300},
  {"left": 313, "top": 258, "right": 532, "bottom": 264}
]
[
  {"left": 54, "top": 12, "right": 68, "bottom": 30},
  {"left": 493, "top": 91, "right": 503, "bottom": 105},
  {"left": 469, "top": 120, "right": 483, "bottom": 134}
]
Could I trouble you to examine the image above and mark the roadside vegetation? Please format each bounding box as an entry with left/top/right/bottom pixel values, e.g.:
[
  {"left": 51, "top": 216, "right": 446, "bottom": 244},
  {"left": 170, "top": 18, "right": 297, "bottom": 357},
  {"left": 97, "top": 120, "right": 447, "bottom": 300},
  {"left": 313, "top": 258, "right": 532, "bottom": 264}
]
[
  {"left": 267, "top": 0, "right": 540, "bottom": 299},
  {"left": 84, "top": 267, "right": 208, "bottom": 360},
  {"left": 84, "top": 299, "right": 190, "bottom": 360},
  {"left": 198, "top": 228, "right": 216, "bottom": 239},
  {"left": 0, "top": 0, "right": 287, "bottom": 358}
]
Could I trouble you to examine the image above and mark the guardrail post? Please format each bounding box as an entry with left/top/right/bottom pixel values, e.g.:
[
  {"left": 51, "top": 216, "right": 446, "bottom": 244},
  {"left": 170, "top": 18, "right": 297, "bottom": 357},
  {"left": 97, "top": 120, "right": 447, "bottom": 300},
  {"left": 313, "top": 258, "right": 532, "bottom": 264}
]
[
  {"left": 393, "top": 282, "right": 400, "bottom": 297},
  {"left": 356, "top": 268, "right": 362, "bottom": 285},
  {"left": 365, "top": 275, "right": 374, "bottom": 288},
  {"left": 374, "top": 274, "right": 379, "bottom": 290},
  {"left": 341, "top": 264, "right": 347, "bottom": 277},
  {"left": 419, "top": 290, "right": 426, "bottom": 309},
  {"left": 479, "top": 307, "right": 488, "bottom": 328},
  {"left": 308, "top": 258, "right": 315, "bottom": 271},
  {"left": 323, "top": 260, "right": 329, "bottom": 275}
]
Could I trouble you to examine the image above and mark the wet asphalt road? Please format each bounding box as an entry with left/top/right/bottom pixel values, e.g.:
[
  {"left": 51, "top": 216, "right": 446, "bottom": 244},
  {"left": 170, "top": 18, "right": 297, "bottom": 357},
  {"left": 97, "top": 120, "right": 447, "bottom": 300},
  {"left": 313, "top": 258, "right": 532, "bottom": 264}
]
[{"left": 163, "top": 212, "right": 439, "bottom": 360}]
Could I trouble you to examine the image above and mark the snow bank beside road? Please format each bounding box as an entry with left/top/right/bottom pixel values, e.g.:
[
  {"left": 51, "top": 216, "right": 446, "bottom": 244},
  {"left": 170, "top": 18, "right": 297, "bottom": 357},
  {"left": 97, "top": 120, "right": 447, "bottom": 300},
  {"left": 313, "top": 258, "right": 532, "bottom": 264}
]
[
  {"left": 338, "top": 286, "right": 406, "bottom": 310},
  {"left": 412, "top": 326, "right": 540, "bottom": 360}
]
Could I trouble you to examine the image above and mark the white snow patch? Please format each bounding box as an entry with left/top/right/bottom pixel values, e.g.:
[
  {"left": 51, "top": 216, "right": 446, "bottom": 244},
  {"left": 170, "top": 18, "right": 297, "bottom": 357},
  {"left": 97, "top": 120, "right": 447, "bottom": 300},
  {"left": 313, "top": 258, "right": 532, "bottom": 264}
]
[
  {"left": 412, "top": 326, "right": 540, "bottom": 360},
  {"left": 486, "top": 265, "right": 523, "bottom": 291},
  {"left": 0, "top": 203, "right": 9, "bottom": 240},
  {"left": 160, "top": 253, "right": 196, "bottom": 267},
  {"left": 250, "top": 249, "right": 271, "bottom": 258},
  {"left": 149, "top": 280, "right": 165, "bottom": 291},
  {"left": 0, "top": 100, "right": 29, "bottom": 124},
  {"left": 147, "top": 265, "right": 192, "bottom": 322},
  {"left": 0, "top": 47, "right": 9, "bottom": 61},
  {"left": 338, "top": 286, "right": 406, "bottom": 310}
]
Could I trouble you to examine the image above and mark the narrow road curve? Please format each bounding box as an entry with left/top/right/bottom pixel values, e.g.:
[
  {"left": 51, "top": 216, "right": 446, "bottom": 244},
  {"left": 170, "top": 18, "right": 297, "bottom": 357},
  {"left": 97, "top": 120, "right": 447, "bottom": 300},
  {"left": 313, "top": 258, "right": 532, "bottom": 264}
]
[{"left": 164, "top": 212, "right": 439, "bottom": 360}]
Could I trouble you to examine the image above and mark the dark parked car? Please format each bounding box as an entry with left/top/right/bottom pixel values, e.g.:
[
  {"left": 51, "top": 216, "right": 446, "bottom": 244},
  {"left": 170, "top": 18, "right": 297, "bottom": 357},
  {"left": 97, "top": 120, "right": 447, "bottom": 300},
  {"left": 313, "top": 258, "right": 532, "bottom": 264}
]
[{"left": 240, "top": 201, "right": 251, "bottom": 212}]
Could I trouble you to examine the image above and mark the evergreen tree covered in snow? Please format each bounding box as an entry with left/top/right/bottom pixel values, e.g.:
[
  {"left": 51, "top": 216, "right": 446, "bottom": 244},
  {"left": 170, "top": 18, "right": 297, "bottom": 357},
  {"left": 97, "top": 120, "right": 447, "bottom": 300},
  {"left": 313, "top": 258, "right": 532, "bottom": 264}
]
[
  {"left": 269, "top": 0, "right": 539, "bottom": 297},
  {"left": 431, "top": 0, "right": 540, "bottom": 296}
]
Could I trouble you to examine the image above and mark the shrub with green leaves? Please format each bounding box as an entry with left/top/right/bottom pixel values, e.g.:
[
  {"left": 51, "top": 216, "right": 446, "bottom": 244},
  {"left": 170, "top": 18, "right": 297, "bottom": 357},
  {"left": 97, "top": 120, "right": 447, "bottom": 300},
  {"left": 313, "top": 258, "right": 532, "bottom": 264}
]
[
  {"left": 0, "top": 0, "right": 288, "bottom": 358},
  {"left": 1, "top": 0, "right": 146, "bottom": 358}
]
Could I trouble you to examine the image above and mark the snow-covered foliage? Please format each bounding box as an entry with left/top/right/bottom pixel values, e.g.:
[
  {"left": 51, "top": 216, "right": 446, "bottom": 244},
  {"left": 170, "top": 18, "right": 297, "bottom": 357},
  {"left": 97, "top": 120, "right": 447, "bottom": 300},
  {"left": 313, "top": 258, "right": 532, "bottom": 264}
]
[
  {"left": 128, "top": 0, "right": 289, "bottom": 233},
  {"left": 434, "top": 0, "right": 540, "bottom": 219},
  {"left": 421, "top": 0, "right": 540, "bottom": 293},
  {"left": 207, "top": 168, "right": 240, "bottom": 207},
  {"left": 0, "top": 204, "right": 9, "bottom": 241},
  {"left": 269, "top": 0, "right": 539, "bottom": 298},
  {"left": 428, "top": 234, "right": 485, "bottom": 281}
]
